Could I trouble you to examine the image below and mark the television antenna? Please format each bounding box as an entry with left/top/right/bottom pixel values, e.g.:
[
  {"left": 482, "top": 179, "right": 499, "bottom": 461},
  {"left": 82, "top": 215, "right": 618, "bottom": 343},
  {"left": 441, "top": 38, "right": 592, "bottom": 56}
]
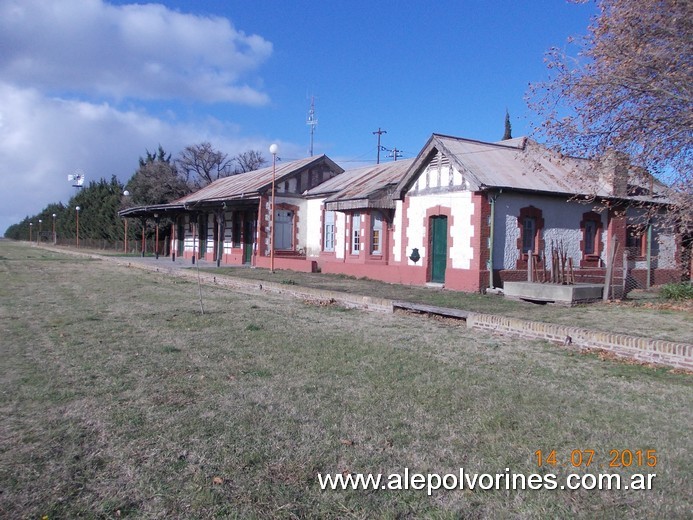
[{"left": 307, "top": 95, "right": 317, "bottom": 157}]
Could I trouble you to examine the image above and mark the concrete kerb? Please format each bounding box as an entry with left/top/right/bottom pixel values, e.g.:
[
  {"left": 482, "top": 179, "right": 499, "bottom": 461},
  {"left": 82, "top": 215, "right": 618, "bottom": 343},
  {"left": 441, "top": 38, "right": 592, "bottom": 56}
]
[{"left": 39, "top": 246, "right": 693, "bottom": 371}]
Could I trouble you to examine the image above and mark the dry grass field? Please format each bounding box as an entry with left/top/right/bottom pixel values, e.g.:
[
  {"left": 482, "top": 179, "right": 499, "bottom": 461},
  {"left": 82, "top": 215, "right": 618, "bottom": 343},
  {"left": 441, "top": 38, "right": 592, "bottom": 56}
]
[
  {"left": 206, "top": 265, "right": 693, "bottom": 344},
  {"left": 1, "top": 241, "right": 691, "bottom": 518}
]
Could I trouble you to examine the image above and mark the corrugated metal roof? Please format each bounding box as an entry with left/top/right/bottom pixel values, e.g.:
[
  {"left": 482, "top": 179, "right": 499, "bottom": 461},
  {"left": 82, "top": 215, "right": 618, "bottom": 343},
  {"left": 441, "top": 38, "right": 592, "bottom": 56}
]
[
  {"left": 316, "top": 159, "right": 414, "bottom": 207},
  {"left": 433, "top": 135, "right": 588, "bottom": 194},
  {"left": 306, "top": 167, "right": 372, "bottom": 197},
  {"left": 396, "top": 134, "right": 671, "bottom": 202},
  {"left": 174, "top": 154, "right": 341, "bottom": 205}
]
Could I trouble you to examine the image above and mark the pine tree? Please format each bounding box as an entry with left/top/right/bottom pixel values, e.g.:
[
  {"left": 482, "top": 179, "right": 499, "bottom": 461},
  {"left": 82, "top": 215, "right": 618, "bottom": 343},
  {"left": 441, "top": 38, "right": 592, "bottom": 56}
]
[{"left": 502, "top": 110, "right": 512, "bottom": 140}]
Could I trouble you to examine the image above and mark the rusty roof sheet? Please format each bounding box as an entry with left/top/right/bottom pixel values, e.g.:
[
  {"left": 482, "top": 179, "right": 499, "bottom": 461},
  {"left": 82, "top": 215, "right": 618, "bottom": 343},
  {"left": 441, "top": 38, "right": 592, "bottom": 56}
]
[
  {"left": 396, "top": 134, "right": 671, "bottom": 202},
  {"left": 311, "top": 159, "right": 414, "bottom": 204},
  {"left": 431, "top": 135, "right": 587, "bottom": 194},
  {"left": 174, "top": 154, "right": 341, "bottom": 205}
]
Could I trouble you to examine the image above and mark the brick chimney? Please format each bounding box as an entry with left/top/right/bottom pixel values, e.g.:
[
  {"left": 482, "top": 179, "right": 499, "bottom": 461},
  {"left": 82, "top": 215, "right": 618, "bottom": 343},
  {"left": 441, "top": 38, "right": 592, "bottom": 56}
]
[{"left": 601, "top": 150, "right": 629, "bottom": 197}]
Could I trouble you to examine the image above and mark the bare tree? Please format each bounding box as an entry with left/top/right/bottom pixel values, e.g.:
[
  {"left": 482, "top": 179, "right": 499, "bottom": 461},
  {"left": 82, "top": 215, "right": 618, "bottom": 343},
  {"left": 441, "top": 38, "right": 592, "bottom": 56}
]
[
  {"left": 233, "top": 150, "right": 267, "bottom": 173},
  {"left": 176, "top": 142, "right": 233, "bottom": 190},
  {"left": 177, "top": 143, "right": 269, "bottom": 189},
  {"left": 527, "top": 0, "right": 692, "bottom": 230}
]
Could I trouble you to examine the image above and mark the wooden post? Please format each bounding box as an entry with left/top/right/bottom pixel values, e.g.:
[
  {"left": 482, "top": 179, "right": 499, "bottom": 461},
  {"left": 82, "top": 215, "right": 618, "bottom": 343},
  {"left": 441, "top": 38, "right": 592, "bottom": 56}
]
[
  {"left": 216, "top": 210, "right": 225, "bottom": 268},
  {"left": 192, "top": 217, "right": 197, "bottom": 264},
  {"left": 604, "top": 235, "right": 619, "bottom": 301},
  {"left": 542, "top": 258, "right": 548, "bottom": 283},
  {"left": 622, "top": 250, "right": 629, "bottom": 295}
]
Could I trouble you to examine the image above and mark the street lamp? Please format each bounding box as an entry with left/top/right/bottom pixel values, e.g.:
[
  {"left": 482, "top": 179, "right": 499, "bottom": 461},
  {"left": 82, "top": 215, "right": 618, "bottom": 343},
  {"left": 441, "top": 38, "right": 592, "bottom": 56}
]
[
  {"left": 269, "top": 143, "right": 278, "bottom": 273},
  {"left": 38, "top": 219, "right": 42, "bottom": 244},
  {"left": 52, "top": 213, "right": 56, "bottom": 244},
  {"left": 29, "top": 222, "right": 33, "bottom": 242},
  {"left": 123, "top": 190, "right": 130, "bottom": 253},
  {"left": 75, "top": 206, "right": 80, "bottom": 248},
  {"left": 154, "top": 212, "right": 160, "bottom": 259}
]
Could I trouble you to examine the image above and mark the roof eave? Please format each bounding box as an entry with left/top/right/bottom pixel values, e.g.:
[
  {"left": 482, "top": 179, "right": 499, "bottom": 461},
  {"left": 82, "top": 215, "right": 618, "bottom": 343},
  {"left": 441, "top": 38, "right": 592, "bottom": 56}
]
[
  {"left": 324, "top": 198, "right": 397, "bottom": 211},
  {"left": 483, "top": 185, "right": 672, "bottom": 206}
]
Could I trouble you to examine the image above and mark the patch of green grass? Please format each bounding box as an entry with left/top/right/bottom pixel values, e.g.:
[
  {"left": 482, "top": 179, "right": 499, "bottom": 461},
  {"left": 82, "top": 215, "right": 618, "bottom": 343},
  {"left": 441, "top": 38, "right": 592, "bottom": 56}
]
[
  {"left": 660, "top": 281, "right": 693, "bottom": 301},
  {"left": 242, "top": 368, "right": 272, "bottom": 378}
]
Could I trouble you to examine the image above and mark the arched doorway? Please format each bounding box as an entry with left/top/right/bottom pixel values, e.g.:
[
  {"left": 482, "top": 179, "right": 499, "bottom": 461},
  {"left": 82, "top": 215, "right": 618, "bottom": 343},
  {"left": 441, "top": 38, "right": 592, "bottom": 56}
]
[{"left": 429, "top": 215, "right": 448, "bottom": 283}]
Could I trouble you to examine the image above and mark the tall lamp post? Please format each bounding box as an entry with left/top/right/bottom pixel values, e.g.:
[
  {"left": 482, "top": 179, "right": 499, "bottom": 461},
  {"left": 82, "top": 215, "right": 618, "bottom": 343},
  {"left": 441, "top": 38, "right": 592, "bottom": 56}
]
[
  {"left": 38, "top": 219, "right": 42, "bottom": 244},
  {"left": 29, "top": 222, "right": 33, "bottom": 242},
  {"left": 52, "top": 213, "right": 56, "bottom": 244},
  {"left": 269, "top": 143, "right": 278, "bottom": 273},
  {"left": 141, "top": 218, "right": 146, "bottom": 257},
  {"left": 75, "top": 206, "right": 80, "bottom": 248},
  {"left": 154, "top": 212, "right": 160, "bottom": 259},
  {"left": 123, "top": 190, "right": 130, "bottom": 253}
]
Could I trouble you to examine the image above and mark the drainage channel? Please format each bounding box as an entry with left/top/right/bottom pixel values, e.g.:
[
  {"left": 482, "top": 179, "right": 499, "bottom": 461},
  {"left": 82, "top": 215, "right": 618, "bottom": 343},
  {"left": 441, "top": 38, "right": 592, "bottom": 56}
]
[{"left": 392, "top": 300, "right": 470, "bottom": 321}]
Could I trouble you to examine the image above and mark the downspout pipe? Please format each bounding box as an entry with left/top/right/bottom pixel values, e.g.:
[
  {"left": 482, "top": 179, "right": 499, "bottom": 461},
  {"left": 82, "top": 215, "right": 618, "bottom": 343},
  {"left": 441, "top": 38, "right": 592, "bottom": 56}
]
[{"left": 488, "top": 192, "right": 499, "bottom": 289}]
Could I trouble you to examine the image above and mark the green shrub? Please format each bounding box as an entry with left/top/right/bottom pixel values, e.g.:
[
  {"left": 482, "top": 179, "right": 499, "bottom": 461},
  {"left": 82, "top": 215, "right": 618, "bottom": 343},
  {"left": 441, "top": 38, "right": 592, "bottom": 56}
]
[{"left": 659, "top": 282, "right": 693, "bottom": 301}]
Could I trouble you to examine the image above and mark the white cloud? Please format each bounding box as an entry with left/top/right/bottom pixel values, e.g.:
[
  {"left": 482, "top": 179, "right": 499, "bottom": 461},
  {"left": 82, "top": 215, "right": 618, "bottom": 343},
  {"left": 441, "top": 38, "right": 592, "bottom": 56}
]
[
  {"left": 0, "top": 82, "right": 273, "bottom": 234},
  {"left": 0, "top": 0, "right": 278, "bottom": 233},
  {"left": 0, "top": 0, "right": 272, "bottom": 103}
]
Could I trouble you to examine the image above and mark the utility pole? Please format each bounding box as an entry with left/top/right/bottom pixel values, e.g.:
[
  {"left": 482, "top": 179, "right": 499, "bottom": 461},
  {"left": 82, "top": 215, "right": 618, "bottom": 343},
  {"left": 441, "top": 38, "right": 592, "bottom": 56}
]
[
  {"left": 373, "top": 127, "right": 387, "bottom": 164},
  {"left": 389, "top": 147, "right": 402, "bottom": 161},
  {"left": 307, "top": 96, "right": 317, "bottom": 157}
]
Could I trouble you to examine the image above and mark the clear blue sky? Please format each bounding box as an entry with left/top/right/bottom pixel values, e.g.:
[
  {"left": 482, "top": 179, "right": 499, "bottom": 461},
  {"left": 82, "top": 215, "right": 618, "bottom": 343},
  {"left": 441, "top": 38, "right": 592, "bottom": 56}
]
[{"left": 0, "top": 0, "right": 596, "bottom": 233}]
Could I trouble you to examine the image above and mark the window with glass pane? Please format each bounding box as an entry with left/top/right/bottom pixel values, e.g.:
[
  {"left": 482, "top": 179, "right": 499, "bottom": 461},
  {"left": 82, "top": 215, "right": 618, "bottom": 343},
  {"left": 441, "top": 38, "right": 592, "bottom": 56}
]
[
  {"left": 351, "top": 213, "right": 361, "bottom": 254},
  {"left": 323, "top": 210, "right": 335, "bottom": 252},
  {"left": 275, "top": 210, "right": 293, "bottom": 250},
  {"left": 371, "top": 211, "right": 383, "bottom": 254},
  {"left": 522, "top": 217, "right": 536, "bottom": 253}
]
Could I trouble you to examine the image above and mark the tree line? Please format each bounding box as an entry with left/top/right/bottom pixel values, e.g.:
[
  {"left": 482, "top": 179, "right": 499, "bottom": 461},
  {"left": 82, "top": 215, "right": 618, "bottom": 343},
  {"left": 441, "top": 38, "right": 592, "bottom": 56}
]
[{"left": 4, "top": 143, "right": 267, "bottom": 246}]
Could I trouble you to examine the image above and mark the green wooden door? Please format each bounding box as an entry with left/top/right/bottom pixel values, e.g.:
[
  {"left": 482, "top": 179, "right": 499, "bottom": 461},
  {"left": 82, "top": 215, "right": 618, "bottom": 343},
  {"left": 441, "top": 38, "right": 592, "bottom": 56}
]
[
  {"left": 243, "top": 216, "right": 254, "bottom": 264},
  {"left": 431, "top": 216, "right": 448, "bottom": 283},
  {"left": 177, "top": 223, "right": 185, "bottom": 255}
]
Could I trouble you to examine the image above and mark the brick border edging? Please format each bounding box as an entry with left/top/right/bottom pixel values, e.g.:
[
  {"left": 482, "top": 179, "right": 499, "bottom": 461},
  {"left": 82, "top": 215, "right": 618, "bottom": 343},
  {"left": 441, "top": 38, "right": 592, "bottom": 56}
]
[
  {"left": 40, "top": 247, "right": 692, "bottom": 371},
  {"left": 466, "top": 313, "right": 693, "bottom": 370},
  {"left": 111, "top": 258, "right": 394, "bottom": 313},
  {"left": 133, "top": 260, "right": 692, "bottom": 370}
]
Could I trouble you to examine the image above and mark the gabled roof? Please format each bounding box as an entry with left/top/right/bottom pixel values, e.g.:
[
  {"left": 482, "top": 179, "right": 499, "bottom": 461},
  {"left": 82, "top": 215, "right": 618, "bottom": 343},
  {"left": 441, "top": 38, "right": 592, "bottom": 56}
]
[
  {"left": 394, "top": 134, "right": 670, "bottom": 202},
  {"left": 395, "top": 134, "right": 588, "bottom": 198},
  {"left": 175, "top": 154, "right": 342, "bottom": 205},
  {"left": 119, "top": 154, "right": 343, "bottom": 218},
  {"left": 309, "top": 159, "right": 415, "bottom": 210}
]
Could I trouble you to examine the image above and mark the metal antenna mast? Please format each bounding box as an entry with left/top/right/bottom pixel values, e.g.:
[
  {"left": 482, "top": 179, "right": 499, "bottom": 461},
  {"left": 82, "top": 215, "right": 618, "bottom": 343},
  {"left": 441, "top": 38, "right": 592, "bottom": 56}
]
[
  {"left": 372, "top": 127, "right": 387, "bottom": 164},
  {"left": 307, "top": 96, "right": 318, "bottom": 156}
]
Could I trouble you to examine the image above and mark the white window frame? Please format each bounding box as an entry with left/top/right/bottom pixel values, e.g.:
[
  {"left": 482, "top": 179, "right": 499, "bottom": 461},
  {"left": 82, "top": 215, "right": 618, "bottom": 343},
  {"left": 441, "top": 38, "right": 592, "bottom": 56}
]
[
  {"left": 351, "top": 213, "right": 361, "bottom": 254},
  {"left": 323, "top": 210, "right": 335, "bottom": 252},
  {"left": 371, "top": 211, "right": 383, "bottom": 255}
]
